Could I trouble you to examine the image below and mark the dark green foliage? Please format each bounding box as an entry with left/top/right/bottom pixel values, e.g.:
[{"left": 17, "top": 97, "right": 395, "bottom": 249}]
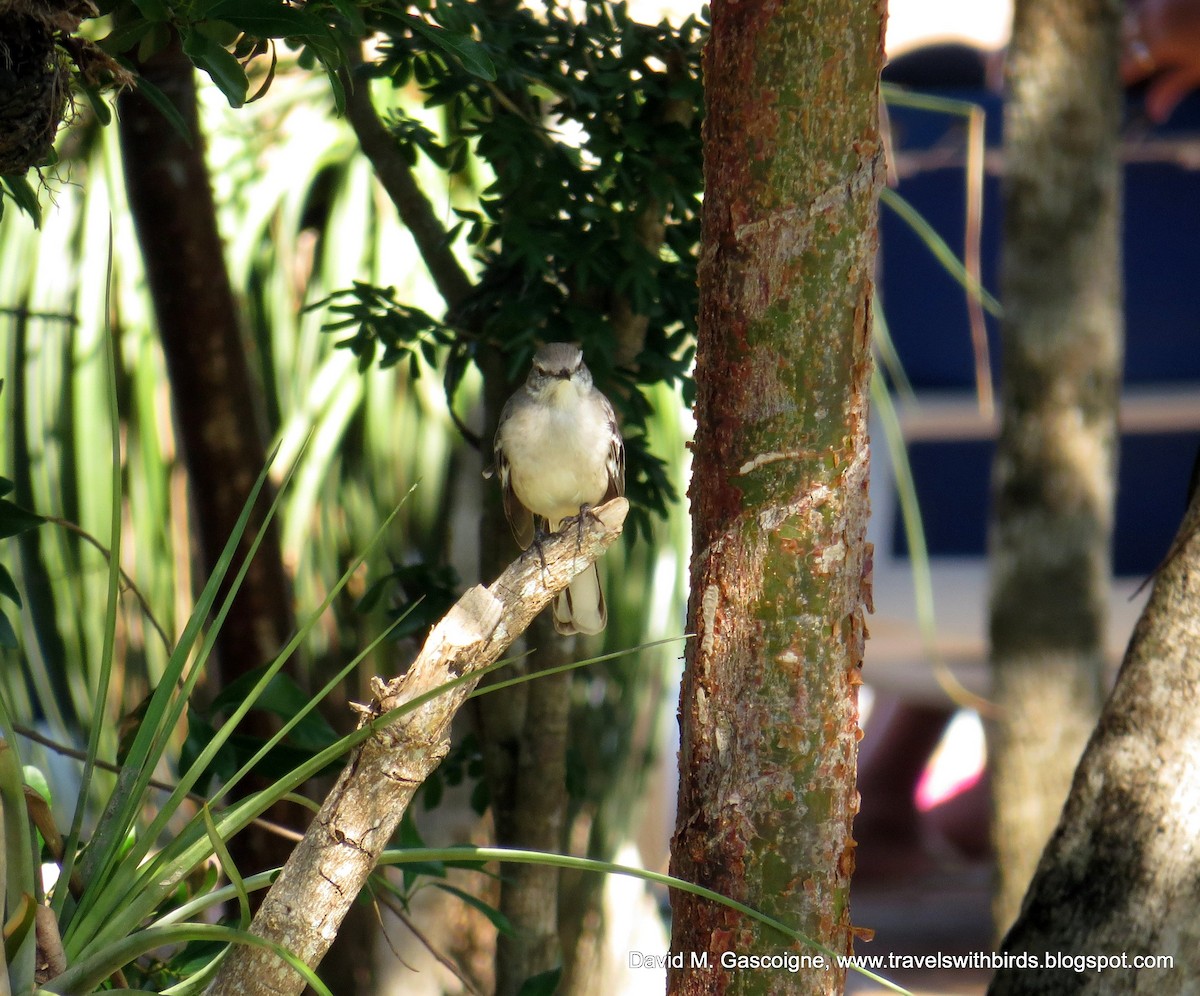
[
  {"left": 30, "top": 0, "right": 703, "bottom": 535},
  {"left": 179, "top": 668, "right": 343, "bottom": 793},
  {"left": 355, "top": 557, "right": 462, "bottom": 642},
  {"left": 518, "top": 967, "right": 564, "bottom": 996},
  {"left": 0, "top": 469, "right": 43, "bottom": 648},
  {"left": 419, "top": 730, "right": 488, "bottom": 815},
  {"left": 97, "top": 0, "right": 349, "bottom": 108},
  {"left": 326, "top": 1, "right": 705, "bottom": 535},
  {"left": 307, "top": 281, "right": 457, "bottom": 376}
]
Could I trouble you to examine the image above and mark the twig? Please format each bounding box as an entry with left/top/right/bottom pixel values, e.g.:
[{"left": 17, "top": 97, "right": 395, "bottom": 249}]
[
  {"left": 374, "top": 887, "right": 485, "bottom": 996},
  {"left": 12, "top": 722, "right": 301, "bottom": 842},
  {"left": 43, "top": 515, "right": 174, "bottom": 655}
]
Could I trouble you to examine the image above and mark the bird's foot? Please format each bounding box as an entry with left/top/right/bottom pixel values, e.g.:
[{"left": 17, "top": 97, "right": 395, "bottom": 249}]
[
  {"left": 526, "top": 523, "right": 551, "bottom": 575},
  {"left": 564, "top": 504, "right": 604, "bottom": 565}
]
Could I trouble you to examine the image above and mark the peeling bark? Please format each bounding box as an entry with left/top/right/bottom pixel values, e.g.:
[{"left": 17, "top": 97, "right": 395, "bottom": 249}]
[{"left": 668, "top": 1, "right": 884, "bottom": 993}]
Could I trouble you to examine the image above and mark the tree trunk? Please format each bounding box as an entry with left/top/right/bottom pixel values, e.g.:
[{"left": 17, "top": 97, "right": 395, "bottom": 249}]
[
  {"left": 988, "top": 0, "right": 1123, "bottom": 936},
  {"left": 117, "top": 31, "right": 303, "bottom": 932},
  {"left": 477, "top": 614, "right": 572, "bottom": 996},
  {"left": 989, "top": 498, "right": 1200, "bottom": 993},
  {"left": 668, "top": 1, "right": 884, "bottom": 992}
]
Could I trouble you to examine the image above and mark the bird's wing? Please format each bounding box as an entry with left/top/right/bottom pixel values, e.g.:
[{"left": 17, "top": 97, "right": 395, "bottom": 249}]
[
  {"left": 493, "top": 416, "right": 535, "bottom": 549},
  {"left": 602, "top": 393, "right": 625, "bottom": 503}
]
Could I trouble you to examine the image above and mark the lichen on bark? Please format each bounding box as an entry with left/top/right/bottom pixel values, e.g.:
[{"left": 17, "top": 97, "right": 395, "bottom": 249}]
[{"left": 669, "top": 1, "right": 884, "bottom": 993}]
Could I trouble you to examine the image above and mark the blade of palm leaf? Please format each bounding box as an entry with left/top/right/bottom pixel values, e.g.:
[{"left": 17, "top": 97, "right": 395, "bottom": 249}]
[
  {"left": 80, "top": 497, "right": 416, "bottom": 954},
  {"left": 40, "top": 923, "right": 333, "bottom": 996},
  {"left": 872, "top": 292, "right": 915, "bottom": 402},
  {"left": 64, "top": 437, "right": 301, "bottom": 943},
  {"left": 56, "top": 227, "right": 123, "bottom": 922},
  {"left": 384, "top": 846, "right": 913, "bottom": 995},
  {"left": 879, "top": 187, "right": 1001, "bottom": 319}
]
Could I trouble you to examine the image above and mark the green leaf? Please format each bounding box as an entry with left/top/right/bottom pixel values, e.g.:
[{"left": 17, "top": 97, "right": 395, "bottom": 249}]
[
  {"left": 434, "top": 882, "right": 516, "bottom": 937},
  {"left": 139, "top": 20, "right": 172, "bottom": 63},
  {"left": 390, "top": 859, "right": 446, "bottom": 879},
  {"left": 80, "top": 84, "right": 114, "bottom": 126},
  {"left": 194, "top": 18, "right": 242, "bottom": 47},
  {"left": 323, "top": 62, "right": 346, "bottom": 114},
  {"left": 199, "top": 0, "right": 328, "bottom": 39},
  {"left": 208, "top": 667, "right": 339, "bottom": 752},
  {"left": 402, "top": 14, "right": 496, "bottom": 81},
  {"left": 0, "top": 499, "right": 43, "bottom": 539},
  {"left": 181, "top": 30, "right": 249, "bottom": 107},
  {"left": 517, "top": 968, "right": 563, "bottom": 996},
  {"left": 0, "top": 610, "right": 17, "bottom": 649},
  {"left": 0, "top": 564, "right": 22, "bottom": 607},
  {"left": 97, "top": 18, "right": 153, "bottom": 55},
  {"left": 23, "top": 766, "right": 52, "bottom": 807},
  {"left": 134, "top": 75, "right": 193, "bottom": 144},
  {"left": 327, "top": 0, "right": 366, "bottom": 35},
  {"left": 129, "top": 0, "right": 170, "bottom": 21},
  {"left": 0, "top": 176, "right": 42, "bottom": 229}
]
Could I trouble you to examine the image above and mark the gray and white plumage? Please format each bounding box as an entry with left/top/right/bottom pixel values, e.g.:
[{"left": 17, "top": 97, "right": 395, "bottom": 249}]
[{"left": 492, "top": 343, "right": 624, "bottom": 635}]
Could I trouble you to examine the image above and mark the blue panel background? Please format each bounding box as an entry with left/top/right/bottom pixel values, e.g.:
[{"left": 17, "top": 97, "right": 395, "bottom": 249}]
[{"left": 881, "top": 46, "right": 1200, "bottom": 577}]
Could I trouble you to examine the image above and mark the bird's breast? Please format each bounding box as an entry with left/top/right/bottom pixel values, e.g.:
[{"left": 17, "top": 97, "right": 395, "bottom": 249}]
[{"left": 499, "top": 394, "right": 612, "bottom": 526}]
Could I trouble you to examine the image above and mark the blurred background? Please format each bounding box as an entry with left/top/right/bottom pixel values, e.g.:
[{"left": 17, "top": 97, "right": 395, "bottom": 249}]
[{"left": 2, "top": 0, "right": 1198, "bottom": 993}]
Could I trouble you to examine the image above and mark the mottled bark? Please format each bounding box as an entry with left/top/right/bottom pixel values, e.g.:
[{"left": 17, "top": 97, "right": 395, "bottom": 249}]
[
  {"left": 989, "top": 0, "right": 1123, "bottom": 936},
  {"left": 117, "top": 38, "right": 300, "bottom": 898},
  {"left": 668, "top": 1, "right": 884, "bottom": 993},
  {"left": 478, "top": 614, "right": 572, "bottom": 996},
  {"left": 989, "top": 499, "right": 1200, "bottom": 994}
]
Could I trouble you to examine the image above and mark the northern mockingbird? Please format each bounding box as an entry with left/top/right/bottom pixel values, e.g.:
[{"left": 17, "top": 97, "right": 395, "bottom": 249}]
[{"left": 490, "top": 342, "right": 625, "bottom": 635}]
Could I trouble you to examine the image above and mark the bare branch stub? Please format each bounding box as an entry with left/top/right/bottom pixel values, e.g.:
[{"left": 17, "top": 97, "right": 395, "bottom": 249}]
[{"left": 204, "top": 497, "right": 628, "bottom": 996}]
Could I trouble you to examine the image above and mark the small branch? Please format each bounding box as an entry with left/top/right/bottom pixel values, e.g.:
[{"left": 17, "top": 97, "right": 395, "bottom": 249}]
[
  {"left": 43, "top": 516, "right": 174, "bottom": 655},
  {"left": 339, "top": 50, "right": 474, "bottom": 313},
  {"left": 13, "top": 724, "right": 301, "bottom": 843},
  {"left": 204, "top": 498, "right": 629, "bottom": 996},
  {"left": 374, "top": 888, "right": 484, "bottom": 996}
]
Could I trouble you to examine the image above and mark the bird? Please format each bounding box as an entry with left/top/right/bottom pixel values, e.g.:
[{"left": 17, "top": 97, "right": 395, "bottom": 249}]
[{"left": 490, "top": 342, "right": 625, "bottom": 635}]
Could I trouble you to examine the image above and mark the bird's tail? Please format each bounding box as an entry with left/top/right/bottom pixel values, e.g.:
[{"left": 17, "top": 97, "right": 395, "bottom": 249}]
[{"left": 553, "top": 562, "right": 606, "bottom": 635}]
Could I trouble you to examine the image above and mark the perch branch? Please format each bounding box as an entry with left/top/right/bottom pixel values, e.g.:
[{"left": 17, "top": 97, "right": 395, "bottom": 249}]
[{"left": 204, "top": 498, "right": 629, "bottom": 996}]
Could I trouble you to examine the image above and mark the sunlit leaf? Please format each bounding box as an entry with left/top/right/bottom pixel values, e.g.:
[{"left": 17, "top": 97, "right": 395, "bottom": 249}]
[
  {"left": 401, "top": 14, "right": 496, "bottom": 81},
  {"left": 182, "top": 30, "right": 249, "bottom": 108}
]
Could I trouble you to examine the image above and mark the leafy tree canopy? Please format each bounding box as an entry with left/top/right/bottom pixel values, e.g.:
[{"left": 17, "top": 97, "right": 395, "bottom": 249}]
[{"left": 4, "top": 0, "right": 705, "bottom": 537}]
